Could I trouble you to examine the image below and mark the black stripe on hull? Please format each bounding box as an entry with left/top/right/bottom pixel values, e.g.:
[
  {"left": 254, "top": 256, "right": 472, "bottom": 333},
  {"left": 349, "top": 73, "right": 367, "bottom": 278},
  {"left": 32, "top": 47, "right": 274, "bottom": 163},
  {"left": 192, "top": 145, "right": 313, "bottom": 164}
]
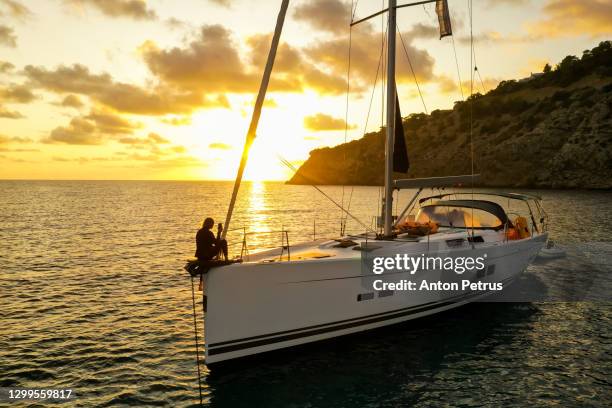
[{"left": 208, "top": 300, "right": 454, "bottom": 356}]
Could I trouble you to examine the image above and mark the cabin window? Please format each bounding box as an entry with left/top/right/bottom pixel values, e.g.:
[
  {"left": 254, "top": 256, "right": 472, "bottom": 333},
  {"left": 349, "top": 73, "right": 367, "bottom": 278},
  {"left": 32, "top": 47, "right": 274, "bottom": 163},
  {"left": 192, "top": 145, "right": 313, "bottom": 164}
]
[
  {"left": 416, "top": 206, "right": 503, "bottom": 229},
  {"left": 446, "top": 238, "right": 465, "bottom": 248},
  {"left": 487, "top": 264, "right": 496, "bottom": 275},
  {"left": 357, "top": 293, "right": 374, "bottom": 301},
  {"left": 378, "top": 290, "right": 394, "bottom": 298}
]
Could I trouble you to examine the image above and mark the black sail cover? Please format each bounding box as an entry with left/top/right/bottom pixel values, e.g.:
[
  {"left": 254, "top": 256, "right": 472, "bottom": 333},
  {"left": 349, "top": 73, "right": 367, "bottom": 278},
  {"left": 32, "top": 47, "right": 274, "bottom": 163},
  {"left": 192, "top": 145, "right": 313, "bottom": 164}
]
[
  {"left": 435, "top": 0, "right": 453, "bottom": 39},
  {"left": 393, "top": 91, "right": 409, "bottom": 173}
]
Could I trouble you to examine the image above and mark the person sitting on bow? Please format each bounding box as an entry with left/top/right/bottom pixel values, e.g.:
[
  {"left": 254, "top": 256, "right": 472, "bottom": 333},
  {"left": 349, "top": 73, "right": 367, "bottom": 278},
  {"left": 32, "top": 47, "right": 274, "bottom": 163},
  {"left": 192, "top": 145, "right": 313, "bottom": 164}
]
[{"left": 195, "top": 217, "right": 228, "bottom": 261}]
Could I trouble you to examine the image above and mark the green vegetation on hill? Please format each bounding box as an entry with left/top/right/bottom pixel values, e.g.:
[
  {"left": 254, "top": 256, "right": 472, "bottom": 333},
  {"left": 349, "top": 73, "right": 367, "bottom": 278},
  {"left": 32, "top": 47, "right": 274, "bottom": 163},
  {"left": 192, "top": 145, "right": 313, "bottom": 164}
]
[{"left": 288, "top": 41, "right": 612, "bottom": 189}]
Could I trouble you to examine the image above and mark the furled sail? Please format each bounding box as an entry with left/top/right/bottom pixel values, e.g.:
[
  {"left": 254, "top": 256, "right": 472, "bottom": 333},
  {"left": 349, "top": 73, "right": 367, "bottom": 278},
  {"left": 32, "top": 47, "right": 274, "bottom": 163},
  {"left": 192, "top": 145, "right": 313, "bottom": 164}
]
[
  {"left": 435, "top": 0, "right": 453, "bottom": 39},
  {"left": 393, "top": 91, "right": 409, "bottom": 173}
]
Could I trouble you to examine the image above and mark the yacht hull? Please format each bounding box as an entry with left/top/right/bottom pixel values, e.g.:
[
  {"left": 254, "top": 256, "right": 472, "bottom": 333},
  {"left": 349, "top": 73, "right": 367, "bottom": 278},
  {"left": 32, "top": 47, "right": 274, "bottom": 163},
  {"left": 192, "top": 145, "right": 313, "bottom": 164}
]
[{"left": 203, "top": 233, "right": 546, "bottom": 365}]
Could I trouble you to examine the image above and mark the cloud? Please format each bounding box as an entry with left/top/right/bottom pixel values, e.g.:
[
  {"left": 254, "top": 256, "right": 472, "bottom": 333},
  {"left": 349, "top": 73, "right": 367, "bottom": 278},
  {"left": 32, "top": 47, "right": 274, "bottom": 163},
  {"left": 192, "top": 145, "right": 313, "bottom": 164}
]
[
  {"left": 485, "top": 0, "right": 530, "bottom": 6},
  {"left": 117, "top": 132, "right": 191, "bottom": 162},
  {"left": 456, "top": 30, "right": 533, "bottom": 45},
  {"left": 292, "top": 0, "right": 437, "bottom": 89},
  {"left": 119, "top": 132, "right": 169, "bottom": 146},
  {"left": 46, "top": 109, "right": 141, "bottom": 145},
  {"left": 303, "top": 113, "right": 356, "bottom": 131},
  {"left": 247, "top": 33, "right": 349, "bottom": 94},
  {"left": 306, "top": 27, "right": 436, "bottom": 88},
  {"left": 24, "top": 63, "right": 226, "bottom": 115},
  {"left": 0, "top": 134, "right": 30, "bottom": 144},
  {"left": 141, "top": 25, "right": 259, "bottom": 93},
  {"left": 86, "top": 109, "right": 140, "bottom": 134},
  {"left": 0, "top": 83, "right": 36, "bottom": 103},
  {"left": 161, "top": 116, "right": 191, "bottom": 126},
  {"left": 147, "top": 132, "right": 169, "bottom": 144},
  {"left": 0, "top": 60, "right": 14, "bottom": 73},
  {"left": 0, "top": 147, "right": 37, "bottom": 152},
  {"left": 404, "top": 23, "right": 439, "bottom": 39},
  {"left": 0, "top": 0, "right": 32, "bottom": 20},
  {"left": 136, "top": 154, "right": 202, "bottom": 168},
  {"left": 0, "top": 24, "right": 17, "bottom": 47},
  {"left": 52, "top": 155, "right": 112, "bottom": 163},
  {"left": 47, "top": 117, "right": 99, "bottom": 144},
  {"left": 61, "top": 94, "right": 84, "bottom": 108},
  {"left": 209, "top": 0, "right": 230, "bottom": 7},
  {"left": 293, "top": 0, "right": 351, "bottom": 34},
  {"left": 0, "top": 106, "right": 22, "bottom": 118},
  {"left": 165, "top": 17, "right": 187, "bottom": 30},
  {"left": 65, "top": 0, "right": 157, "bottom": 20},
  {"left": 527, "top": 0, "right": 612, "bottom": 38},
  {"left": 248, "top": 34, "right": 303, "bottom": 73},
  {"left": 209, "top": 142, "right": 232, "bottom": 150},
  {"left": 122, "top": 149, "right": 202, "bottom": 168},
  {"left": 302, "top": 66, "right": 350, "bottom": 95},
  {"left": 261, "top": 98, "right": 277, "bottom": 108},
  {"left": 142, "top": 25, "right": 349, "bottom": 96}
]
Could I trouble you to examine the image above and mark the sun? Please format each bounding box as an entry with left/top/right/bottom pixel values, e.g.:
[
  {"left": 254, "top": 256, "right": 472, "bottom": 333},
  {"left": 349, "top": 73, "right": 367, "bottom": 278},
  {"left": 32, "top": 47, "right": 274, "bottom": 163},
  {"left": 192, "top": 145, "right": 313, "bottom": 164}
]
[{"left": 244, "top": 141, "right": 292, "bottom": 181}]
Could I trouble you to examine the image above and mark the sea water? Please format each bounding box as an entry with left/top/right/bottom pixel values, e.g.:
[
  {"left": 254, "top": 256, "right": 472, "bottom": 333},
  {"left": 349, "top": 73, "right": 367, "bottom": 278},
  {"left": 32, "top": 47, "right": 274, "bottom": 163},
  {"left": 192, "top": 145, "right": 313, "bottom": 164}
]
[{"left": 0, "top": 181, "right": 610, "bottom": 407}]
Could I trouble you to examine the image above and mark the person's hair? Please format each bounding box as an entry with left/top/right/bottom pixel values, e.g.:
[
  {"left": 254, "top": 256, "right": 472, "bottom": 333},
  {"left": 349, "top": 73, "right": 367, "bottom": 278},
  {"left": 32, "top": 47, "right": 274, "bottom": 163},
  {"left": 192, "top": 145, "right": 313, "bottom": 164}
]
[{"left": 203, "top": 217, "right": 214, "bottom": 228}]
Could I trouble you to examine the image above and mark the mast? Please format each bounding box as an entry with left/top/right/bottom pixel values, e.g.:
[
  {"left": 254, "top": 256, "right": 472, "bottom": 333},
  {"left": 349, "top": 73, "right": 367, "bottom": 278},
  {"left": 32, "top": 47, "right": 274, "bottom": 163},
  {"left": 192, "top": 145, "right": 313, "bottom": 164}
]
[
  {"left": 383, "top": 0, "right": 397, "bottom": 238},
  {"left": 222, "top": 0, "right": 290, "bottom": 240}
]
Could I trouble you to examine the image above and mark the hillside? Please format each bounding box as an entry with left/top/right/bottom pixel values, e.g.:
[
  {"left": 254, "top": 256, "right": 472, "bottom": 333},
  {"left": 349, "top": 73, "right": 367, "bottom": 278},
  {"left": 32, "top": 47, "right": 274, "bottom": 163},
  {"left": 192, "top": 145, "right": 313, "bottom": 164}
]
[{"left": 288, "top": 41, "right": 612, "bottom": 189}]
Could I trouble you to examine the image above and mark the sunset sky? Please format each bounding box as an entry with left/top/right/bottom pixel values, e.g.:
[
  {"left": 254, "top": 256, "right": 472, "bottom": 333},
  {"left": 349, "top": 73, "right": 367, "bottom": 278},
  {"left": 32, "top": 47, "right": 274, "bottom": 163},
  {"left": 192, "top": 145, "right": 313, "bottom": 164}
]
[{"left": 0, "top": 0, "right": 610, "bottom": 180}]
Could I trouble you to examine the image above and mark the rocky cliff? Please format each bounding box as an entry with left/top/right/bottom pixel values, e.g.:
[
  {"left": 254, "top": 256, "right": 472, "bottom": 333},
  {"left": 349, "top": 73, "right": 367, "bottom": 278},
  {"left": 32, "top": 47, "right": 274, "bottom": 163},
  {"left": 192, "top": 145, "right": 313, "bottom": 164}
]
[{"left": 288, "top": 42, "right": 612, "bottom": 189}]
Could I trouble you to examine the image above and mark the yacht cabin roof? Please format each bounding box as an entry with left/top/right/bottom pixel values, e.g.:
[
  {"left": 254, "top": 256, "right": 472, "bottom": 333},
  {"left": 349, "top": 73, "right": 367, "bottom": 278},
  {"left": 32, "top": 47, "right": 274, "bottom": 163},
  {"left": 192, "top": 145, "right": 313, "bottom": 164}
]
[
  {"left": 419, "top": 192, "right": 542, "bottom": 204},
  {"left": 423, "top": 199, "right": 509, "bottom": 225},
  {"left": 394, "top": 174, "right": 480, "bottom": 189}
]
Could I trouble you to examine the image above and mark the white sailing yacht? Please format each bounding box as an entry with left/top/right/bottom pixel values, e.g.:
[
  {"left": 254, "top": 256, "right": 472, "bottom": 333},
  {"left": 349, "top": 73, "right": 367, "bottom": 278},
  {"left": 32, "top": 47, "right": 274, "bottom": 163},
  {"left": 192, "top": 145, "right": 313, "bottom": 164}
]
[{"left": 189, "top": 0, "right": 548, "bottom": 366}]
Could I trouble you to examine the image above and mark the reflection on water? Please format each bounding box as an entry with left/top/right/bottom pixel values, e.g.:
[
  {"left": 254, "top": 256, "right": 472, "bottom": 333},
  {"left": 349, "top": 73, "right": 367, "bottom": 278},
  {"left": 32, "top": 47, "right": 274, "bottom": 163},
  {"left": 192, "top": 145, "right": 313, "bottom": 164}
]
[{"left": 0, "top": 181, "right": 610, "bottom": 407}]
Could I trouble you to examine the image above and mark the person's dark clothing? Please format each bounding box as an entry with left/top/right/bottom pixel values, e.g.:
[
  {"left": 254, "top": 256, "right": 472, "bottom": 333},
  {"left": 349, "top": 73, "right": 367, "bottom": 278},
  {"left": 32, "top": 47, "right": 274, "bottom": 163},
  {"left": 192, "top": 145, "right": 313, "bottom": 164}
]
[{"left": 195, "top": 228, "right": 228, "bottom": 260}]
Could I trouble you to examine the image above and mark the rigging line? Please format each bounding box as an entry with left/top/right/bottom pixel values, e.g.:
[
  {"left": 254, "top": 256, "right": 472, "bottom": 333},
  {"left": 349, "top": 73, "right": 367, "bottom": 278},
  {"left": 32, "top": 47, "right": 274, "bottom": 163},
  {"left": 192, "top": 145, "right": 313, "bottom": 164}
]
[
  {"left": 190, "top": 277, "right": 203, "bottom": 406},
  {"left": 377, "top": 186, "right": 382, "bottom": 233},
  {"left": 397, "top": 26, "right": 428, "bottom": 114},
  {"left": 472, "top": 37, "right": 487, "bottom": 93},
  {"left": 363, "top": 24, "right": 387, "bottom": 137},
  {"left": 278, "top": 156, "right": 377, "bottom": 235},
  {"left": 343, "top": 186, "right": 355, "bottom": 235},
  {"left": 341, "top": 1, "right": 355, "bottom": 235},
  {"left": 471, "top": 47, "right": 487, "bottom": 93},
  {"left": 476, "top": 68, "right": 486, "bottom": 94},
  {"left": 451, "top": 35, "right": 465, "bottom": 100},
  {"left": 468, "top": 0, "right": 475, "bottom": 238},
  {"left": 381, "top": 0, "right": 386, "bottom": 137}
]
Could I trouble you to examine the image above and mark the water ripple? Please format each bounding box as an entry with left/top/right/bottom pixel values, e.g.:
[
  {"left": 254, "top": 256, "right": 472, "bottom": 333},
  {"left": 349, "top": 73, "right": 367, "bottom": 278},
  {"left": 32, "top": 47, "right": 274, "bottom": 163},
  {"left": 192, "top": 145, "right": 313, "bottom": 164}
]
[{"left": 0, "top": 181, "right": 610, "bottom": 407}]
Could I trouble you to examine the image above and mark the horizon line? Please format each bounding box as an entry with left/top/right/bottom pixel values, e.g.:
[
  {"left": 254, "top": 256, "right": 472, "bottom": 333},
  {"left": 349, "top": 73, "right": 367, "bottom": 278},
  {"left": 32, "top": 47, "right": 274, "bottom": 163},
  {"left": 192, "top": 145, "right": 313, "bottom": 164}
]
[{"left": 0, "top": 178, "right": 290, "bottom": 182}]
